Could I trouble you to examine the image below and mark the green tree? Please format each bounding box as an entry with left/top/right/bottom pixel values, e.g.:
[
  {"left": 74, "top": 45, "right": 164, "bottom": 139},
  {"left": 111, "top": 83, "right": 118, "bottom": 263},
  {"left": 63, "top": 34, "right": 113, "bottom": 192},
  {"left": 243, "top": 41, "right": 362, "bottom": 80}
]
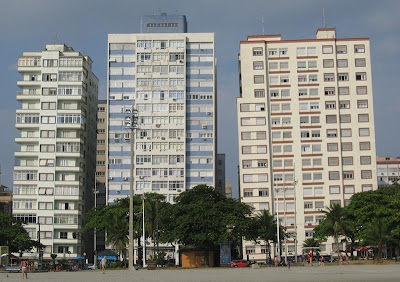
[
  {"left": 85, "top": 198, "right": 129, "bottom": 263},
  {"left": 246, "top": 210, "right": 280, "bottom": 259},
  {"left": 303, "top": 238, "right": 321, "bottom": 255},
  {"left": 360, "top": 218, "right": 391, "bottom": 262},
  {"left": 346, "top": 184, "right": 400, "bottom": 257},
  {"left": 161, "top": 185, "right": 252, "bottom": 251},
  {"left": 0, "top": 212, "right": 42, "bottom": 258},
  {"left": 314, "top": 203, "right": 349, "bottom": 256}
]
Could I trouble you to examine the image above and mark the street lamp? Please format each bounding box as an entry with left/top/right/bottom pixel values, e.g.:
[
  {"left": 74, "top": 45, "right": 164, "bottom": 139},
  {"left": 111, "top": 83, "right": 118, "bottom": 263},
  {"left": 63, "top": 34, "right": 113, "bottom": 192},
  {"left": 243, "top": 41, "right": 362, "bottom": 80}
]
[
  {"left": 125, "top": 108, "right": 139, "bottom": 270},
  {"left": 142, "top": 194, "right": 146, "bottom": 267},
  {"left": 93, "top": 177, "right": 99, "bottom": 269}
]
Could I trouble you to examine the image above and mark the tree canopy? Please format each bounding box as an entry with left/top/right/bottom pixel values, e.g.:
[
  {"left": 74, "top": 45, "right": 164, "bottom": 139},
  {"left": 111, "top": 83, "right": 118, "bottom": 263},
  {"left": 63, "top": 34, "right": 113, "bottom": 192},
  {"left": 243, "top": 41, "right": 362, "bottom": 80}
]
[
  {"left": 0, "top": 212, "right": 42, "bottom": 254},
  {"left": 162, "top": 184, "right": 253, "bottom": 250}
]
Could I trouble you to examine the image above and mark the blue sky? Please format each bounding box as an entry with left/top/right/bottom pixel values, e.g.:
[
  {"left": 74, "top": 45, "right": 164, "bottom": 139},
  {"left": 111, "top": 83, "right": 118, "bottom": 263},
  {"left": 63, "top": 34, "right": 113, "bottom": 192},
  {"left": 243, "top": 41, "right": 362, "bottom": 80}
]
[{"left": 1, "top": 0, "right": 399, "bottom": 197}]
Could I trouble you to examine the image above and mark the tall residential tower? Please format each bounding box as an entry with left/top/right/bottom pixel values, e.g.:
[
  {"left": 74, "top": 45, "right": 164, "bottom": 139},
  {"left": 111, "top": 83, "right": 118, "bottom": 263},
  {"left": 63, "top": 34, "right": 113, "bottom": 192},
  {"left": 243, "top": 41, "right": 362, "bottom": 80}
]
[
  {"left": 14, "top": 44, "right": 98, "bottom": 259},
  {"left": 106, "top": 14, "right": 217, "bottom": 204},
  {"left": 237, "top": 28, "right": 377, "bottom": 259}
]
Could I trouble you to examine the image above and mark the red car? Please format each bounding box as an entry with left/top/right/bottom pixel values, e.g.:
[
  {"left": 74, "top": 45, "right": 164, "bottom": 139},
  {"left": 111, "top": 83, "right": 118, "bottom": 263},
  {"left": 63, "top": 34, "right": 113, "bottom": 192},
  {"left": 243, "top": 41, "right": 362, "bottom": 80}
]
[{"left": 231, "top": 260, "right": 249, "bottom": 267}]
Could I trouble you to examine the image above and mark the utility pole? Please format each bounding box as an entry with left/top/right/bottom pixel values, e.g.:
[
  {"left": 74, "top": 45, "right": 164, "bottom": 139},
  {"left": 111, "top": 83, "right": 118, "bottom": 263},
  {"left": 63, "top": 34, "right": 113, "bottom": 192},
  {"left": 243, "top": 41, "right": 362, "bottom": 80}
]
[
  {"left": 93, "top": 177, "right": 98, "bottom": 269},
  {"left": 126, "top": 108, "right": 139, "bottom": 270}
]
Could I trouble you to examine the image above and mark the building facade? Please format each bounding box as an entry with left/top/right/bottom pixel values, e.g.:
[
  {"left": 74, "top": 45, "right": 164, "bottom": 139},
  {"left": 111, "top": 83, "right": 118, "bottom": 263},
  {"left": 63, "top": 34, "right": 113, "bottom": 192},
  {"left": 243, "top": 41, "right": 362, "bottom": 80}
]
[
  {"left": 377, "top": 155, "right": 400, "bottom": 186},
  {"left": 13, "top": 44, "right": 98, "bottom": 259},
  {"left": 106, "top": 14, "right": 217, "bottom": 204},
  {"left": 216, "top": 154, "right": 226, "bottom": 195},
  {"left": 237, "top": 28, "right": 377, "bottom": 260},
  {"left": 94, "top": 100, "right": 107, "bottom": 253}
]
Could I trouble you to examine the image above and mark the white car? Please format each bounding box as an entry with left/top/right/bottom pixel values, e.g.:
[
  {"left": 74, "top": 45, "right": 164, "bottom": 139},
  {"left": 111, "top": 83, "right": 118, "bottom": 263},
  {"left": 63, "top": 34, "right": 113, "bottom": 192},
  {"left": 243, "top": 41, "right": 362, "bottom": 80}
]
[{"left": 87, "top": 264, "right": 96, "bottom": 270}]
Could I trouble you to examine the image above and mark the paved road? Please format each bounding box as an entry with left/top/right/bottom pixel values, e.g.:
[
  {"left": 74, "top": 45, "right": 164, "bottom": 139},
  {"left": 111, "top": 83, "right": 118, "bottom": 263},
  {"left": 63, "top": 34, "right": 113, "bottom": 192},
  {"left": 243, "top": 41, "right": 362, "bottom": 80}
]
[{"left": 1, "top": 264, "right": 399, "bottom": 281}]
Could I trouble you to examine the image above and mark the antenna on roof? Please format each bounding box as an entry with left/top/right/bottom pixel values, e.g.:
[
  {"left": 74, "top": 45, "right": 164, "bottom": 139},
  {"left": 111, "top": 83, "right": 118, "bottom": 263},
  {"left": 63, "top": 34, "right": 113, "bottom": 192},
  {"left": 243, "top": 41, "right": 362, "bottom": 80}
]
[
  {"left": 322, "top": 7, "right": 326, "bottom": 28},
  {"left": 262, "top": 16, "right": 265, "bottom": 35}
]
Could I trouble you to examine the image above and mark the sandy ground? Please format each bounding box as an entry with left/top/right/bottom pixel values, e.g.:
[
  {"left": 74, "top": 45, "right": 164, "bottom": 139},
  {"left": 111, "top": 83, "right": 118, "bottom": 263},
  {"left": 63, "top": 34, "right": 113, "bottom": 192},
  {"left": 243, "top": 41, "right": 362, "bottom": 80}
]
[{"left": 1, "top": 264, "right": 400, "bottom": 282}]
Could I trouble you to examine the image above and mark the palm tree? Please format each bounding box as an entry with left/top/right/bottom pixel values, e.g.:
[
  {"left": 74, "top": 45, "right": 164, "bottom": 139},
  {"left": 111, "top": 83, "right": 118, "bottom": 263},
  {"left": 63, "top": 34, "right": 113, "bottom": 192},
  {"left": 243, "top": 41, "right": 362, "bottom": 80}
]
[
  {"left": 314, "top": 203, "right": 349, "bottom": 257},
  {"left": 252, "top": 210, "right": 284, "bottom": 261},
  {"left": 303, "top": 238, "right": 321, "bottom": 256},
  {"left": 105, "top": 207, "right": 129, "bottom": 263},
  {"left": 361, "top": 218, "right": 391, "bottom": 262}
]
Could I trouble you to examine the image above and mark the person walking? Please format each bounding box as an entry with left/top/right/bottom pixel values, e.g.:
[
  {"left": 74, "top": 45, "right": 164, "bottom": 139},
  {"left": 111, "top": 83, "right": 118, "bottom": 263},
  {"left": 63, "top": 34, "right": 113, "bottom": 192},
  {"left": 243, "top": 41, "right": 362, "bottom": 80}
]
[
  {"left": 20, "top": 259, "right": 28, "bottom": 279},
  {"left": 274, "top": 256, "right": 278, "bottom": 267},
  {"left": 101, "top": 256, "right": 107, "bottom": 274}
]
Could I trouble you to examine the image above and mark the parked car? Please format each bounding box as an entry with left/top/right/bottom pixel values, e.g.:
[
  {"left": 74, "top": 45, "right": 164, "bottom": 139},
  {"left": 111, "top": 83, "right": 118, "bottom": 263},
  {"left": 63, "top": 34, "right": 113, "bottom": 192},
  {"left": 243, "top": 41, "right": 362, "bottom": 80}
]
[
  {"left": 231, "top": 260, "right": 249, "bottom": 267},
  {"left": 87, "top": 263, "right": 96, "bottom": 270}
]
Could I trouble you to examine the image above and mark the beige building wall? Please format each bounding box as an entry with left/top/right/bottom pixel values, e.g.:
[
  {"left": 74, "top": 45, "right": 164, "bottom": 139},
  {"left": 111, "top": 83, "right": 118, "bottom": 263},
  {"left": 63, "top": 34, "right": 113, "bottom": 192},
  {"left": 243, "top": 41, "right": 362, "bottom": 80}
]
[
  {"left": 237, "top": 28, "right": 377, "bottom": 260},
  {"left": 377, "top": 155, "right": 400, "bottom": 186}
]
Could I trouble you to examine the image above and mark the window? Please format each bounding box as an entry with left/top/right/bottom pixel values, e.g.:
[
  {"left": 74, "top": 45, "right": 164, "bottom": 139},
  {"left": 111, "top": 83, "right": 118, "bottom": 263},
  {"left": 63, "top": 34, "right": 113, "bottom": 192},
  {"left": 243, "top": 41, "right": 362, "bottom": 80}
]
[
  {"left": 323, "top": 59, "right": 334, "bottom": 68},
  {"left": 360, "top": 156, "right": 371, "bottom": 165},
  {"left": 358, "top": 114, "right": 369, "bottom": 122},
  {"left": 324, "top": 73, "right": 334, "bottom": 81},
  {"left": 357, "top": 86, "right": 367, "bottom": 95},
  {"left": 42, "top": 73, "right": 57, "bottom": 81},
  {"left": 341, "top": 129, "right": 352, "bottom": 137},
  {"left": 326, "top": 115, "right": 337, "bottom": 123},
  {"left": 337, "top": 59, "right": 348, "bottom": 68},
  {"left": 344, "top": 185, "right": 355, "bottom": 194},
  {"left": 359, "top": 128, "right": 370, "bottom": 137},
  {"left": 296, "top": 47, "right": 306, "bottom": 56},
  {"left": 356, "top": 72, "right": 367, "bottom": 81},
  {"left": 41, "top": 102, "right": 56, "bottom": 110},
  {"left": 327, "top": 143, "right": 338, "bottom": 151},
  {"left": 253, "top": 61, "right": 264, "bottom": 70},
  {"left": 268, "top": 48, "right": 277, "bottom": 56},
  {"left": 254, "top": 75, "right": 264, "bottom": 84},
  {"left": 322, "top": 45, "right": 333, "bottom": 54},
  {"left": 324, "top": 87, "right": 335, "bottom": 95},
  {"left": 329, "top": 171, "right": 340, "bottom": 180},
  {"left": 253, "top": 48, "right": 263, "bottom": 56},
  {"left": 254, "top": 89, "right": 265, "bottom": 98},
  {"left": 340, "top": 101, "right": 350, "bottom": 109},
  {"left": 342, "top": 142, "right": 353, "bottom": 151},
  {"left": 244, "top": 190, "right": 253, "bottom": 197},
  {"left": 342, "top": 157, "right": 353, "bottom": 165},
  {"left": 338, "top": 73, "right": 348, "bottom": 81},
  {"left": 297, "top": 61, "right": 306, "bottom": 69},
  {"left": 325, "top": 102, "right": 336, "bottom": 109},
  {"left": 340, "top": 114, "right": 351, "bottom": 123},
  {"left": 279, "top": 48, "right": 288, "bottom": 55},
  {"left": 327, "top": 129, "right": 337, "bottom": 137},
  {"left": 354, "top": 44, "right": 365, "bottom": 53},
  {"left": 357, "top": 100, "right": 368, "bottom": 109},
  {"left": 337, "top": 45, "right": 347, "bottom": 54},
  {"left": 328, "top": 157, "right": 339, "bottom": 166},
  {"left": 355, "top": 58, "right": 366, "bottom": 67},
  {"left": 343, "top": 171, "right": 354, "bottom": 180},
  {"left": 338, "top": 87, "right": 349, "bottom": 95}
]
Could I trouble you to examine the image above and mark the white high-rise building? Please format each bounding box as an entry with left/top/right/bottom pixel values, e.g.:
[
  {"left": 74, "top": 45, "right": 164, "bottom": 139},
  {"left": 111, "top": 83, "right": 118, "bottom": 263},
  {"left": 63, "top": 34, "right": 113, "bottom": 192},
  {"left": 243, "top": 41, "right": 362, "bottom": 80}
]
[
  {"left": 106, "top": 14, "right": 217, "bottom": 204},
  {"left": 237, "top": 28, "right": 377, "bottom": 260},
  {"left": 14, "top": 44, "right": 98, "bottom": 259}
]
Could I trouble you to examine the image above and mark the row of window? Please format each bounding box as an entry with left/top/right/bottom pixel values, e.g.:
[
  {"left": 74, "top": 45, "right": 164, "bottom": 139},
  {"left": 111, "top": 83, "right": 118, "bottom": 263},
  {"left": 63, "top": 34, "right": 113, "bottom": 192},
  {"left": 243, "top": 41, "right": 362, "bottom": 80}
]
[
  {"left": 241, "top": 141, "right": 371, "bottom": 155},
  {"left": 253, "top": 58, "right": 366, "bottom": 71},
  {"left": 252, "top": 44, "right": 366, "bottom": 57},
  {"left": 252, "top": 86, "right": 368, "bottom": 99},
  {"left": 254, "top": 72, "right": 367, "bottom": 85},
  {"left": 18, "top": 57, "right": 83, "bottom": 67},
  {"left": 135, "top": 180, "right": 184, "bottom": 190}
]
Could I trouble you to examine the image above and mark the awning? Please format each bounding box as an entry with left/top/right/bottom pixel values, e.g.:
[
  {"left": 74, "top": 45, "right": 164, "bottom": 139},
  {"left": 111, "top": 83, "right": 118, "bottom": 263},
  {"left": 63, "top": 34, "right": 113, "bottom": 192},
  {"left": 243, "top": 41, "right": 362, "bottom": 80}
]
[
  {"left": 97, "top": 256, "right": 117, "bottom": 261},
  {"left": 70, "top": 256, "right": 85, "bottom": 260}
]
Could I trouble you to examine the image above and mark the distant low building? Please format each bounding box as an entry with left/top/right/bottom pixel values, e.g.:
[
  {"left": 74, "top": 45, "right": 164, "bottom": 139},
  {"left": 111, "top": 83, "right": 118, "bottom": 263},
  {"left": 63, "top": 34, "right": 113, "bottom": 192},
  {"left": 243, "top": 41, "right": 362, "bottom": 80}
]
[
  {"left": 0, "top": 185, "right": 12, "bottom": 213},
  {"left": 376, "top": 155, "right": 400, "bottom": 186}
]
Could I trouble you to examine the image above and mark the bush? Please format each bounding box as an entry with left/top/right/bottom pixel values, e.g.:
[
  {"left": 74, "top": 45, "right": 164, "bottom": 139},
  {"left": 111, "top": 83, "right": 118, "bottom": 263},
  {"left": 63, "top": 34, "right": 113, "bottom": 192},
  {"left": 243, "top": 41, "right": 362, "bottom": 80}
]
[{"left": 108, "top": 261, "right": 126, "bottom": 268}]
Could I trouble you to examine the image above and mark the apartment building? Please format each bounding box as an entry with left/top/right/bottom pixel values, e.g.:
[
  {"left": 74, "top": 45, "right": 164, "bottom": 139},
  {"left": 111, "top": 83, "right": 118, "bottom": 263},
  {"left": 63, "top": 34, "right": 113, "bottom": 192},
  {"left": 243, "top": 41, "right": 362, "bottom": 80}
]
[
  {"left": 106, "top": 14, "right": 216, "bottom": 204},
  {"left": 13, "top": 44, "right": 98, "bottom": 259},
  {"left": 95, "top": 100, "right": 107, "bottom": 253},
  {"left": 377, "top": 155, "right": 400, "bottom": 186},
  {"left": 237, "top": 28, "right": 377, "bottom": 260}
]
